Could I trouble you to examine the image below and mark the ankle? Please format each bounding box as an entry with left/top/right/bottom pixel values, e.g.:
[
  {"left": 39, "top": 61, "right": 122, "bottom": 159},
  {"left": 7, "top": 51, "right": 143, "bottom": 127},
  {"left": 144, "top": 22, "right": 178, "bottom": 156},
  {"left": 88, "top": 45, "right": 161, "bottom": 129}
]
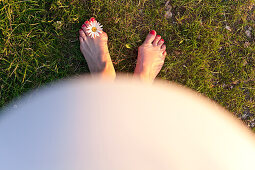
[
  {"left": 90, "top": 61, "right": 116, "bottom": 80},
  {"left": 134, "top": 71, "right": 153, "bottom": 83}
]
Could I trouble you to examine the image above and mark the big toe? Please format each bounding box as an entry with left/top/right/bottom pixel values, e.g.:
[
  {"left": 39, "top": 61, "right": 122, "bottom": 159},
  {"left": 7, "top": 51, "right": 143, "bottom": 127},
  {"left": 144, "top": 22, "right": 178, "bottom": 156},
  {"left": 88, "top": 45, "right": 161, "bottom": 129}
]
[
  {"left": 90, "top": 17, "right": 96, "bottom": 22},
  {"left": 100, "top": 31, "right": 108, "bottom": 41},
  {"left": 143, "top": 30, "right": 157, "bottom": 44}
]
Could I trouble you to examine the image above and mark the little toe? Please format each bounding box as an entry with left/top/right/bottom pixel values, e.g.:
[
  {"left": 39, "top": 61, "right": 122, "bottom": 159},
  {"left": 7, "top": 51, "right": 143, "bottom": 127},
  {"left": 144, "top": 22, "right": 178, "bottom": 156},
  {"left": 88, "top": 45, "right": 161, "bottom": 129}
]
[
  {"left": 79, "top": 29, "right": 86, "bottom": 38},
  {"left": 143, "top": 30, "right": 157, "bottom": 44},
  {"left": 79, "top": 36, "right": 84, "bottom": 43},
  {"left": 157, "top": 39, "right": 164, "bottom": 46},
  {"left": 161, "top": 44, "right": 166, "bottom": 52},
  {"left": 153, "top": 35, "right": 161, "bottom": 46},
  {"left": 163, "top": 51, "right": 167, "bottom": 56}
]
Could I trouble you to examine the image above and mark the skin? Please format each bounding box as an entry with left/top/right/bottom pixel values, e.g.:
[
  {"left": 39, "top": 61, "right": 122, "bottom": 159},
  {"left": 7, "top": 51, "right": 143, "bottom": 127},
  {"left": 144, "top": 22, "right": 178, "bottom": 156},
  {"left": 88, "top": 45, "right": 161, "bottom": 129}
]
[
  {"left": 134, "top": 31, "right": 167, "bottom": 83},
  {"left": 79, "top": 18, "right": 116, "bottom": 80},
  {"left": 79, "top": 17, "right": 167, "bottom": 82}
]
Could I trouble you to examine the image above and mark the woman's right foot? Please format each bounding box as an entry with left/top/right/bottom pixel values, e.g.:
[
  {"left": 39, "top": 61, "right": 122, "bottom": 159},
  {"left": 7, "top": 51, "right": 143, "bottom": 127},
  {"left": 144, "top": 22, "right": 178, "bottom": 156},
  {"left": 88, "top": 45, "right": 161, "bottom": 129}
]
[{"left": 134, "top": 30, "right": 167, "bottom": 83}]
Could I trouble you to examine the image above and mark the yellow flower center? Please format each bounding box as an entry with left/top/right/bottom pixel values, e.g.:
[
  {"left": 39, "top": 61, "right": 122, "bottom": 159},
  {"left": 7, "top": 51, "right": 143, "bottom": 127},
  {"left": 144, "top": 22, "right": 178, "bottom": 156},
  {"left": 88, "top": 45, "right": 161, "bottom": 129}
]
[{"left": 92, "top": 27, "right": 97, "bottom": 32}]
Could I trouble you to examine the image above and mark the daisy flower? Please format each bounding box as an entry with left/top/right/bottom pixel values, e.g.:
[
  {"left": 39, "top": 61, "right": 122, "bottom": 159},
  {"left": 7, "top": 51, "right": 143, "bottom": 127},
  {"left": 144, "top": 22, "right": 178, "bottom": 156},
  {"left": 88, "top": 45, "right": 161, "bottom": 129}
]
[{"left": 86, "top": 21, "right": 103, "bottom": 38}]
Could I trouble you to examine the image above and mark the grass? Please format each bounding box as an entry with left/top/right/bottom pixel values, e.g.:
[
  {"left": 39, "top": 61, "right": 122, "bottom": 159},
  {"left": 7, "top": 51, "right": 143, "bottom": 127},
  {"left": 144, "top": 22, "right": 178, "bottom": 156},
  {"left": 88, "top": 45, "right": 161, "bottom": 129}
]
[{"left": 0, "top": 0, "right": 255, "bottom": 129}]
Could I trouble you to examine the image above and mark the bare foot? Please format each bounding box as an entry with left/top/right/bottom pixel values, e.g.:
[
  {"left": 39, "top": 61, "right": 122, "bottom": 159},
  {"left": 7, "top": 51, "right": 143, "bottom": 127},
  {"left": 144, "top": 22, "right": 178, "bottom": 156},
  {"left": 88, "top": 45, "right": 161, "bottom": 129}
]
[
  {"left": 134, "top": 30, "right": 167, "bottom": 83},
  {"left": 79, "top": 17, "right": 116, "bottom": 80}
]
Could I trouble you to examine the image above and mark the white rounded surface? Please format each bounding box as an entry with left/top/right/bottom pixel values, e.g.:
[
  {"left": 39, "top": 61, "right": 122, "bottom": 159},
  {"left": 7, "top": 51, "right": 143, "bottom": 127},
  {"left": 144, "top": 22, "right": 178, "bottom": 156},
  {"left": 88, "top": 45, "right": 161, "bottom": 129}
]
[{"left": 0, "top": 77, "right": 255, "bottom": 170}]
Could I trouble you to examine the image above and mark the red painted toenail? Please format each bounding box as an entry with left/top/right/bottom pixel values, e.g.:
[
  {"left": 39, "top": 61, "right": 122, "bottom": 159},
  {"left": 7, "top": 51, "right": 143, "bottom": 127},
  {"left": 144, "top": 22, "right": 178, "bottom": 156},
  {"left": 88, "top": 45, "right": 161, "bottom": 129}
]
[
  {"left": 85, "top": 21, "right": 90, "bottom": 24},
  {"left": 161, "top": 39, "right": 164, "bottom": 41},
  {"left": 82, "top": 24, "right": 86, "bottom": 27},
  {"left": 90, "top": 17, "right": 95, "bottom": 22},
  {"left": 79, "top": 29, "right": 83, "bottom": 31},
  {"left": 157, "top": 35, "right": 161, "bottom": 37},
  {"left": 150, "top": 30, "right": 156, "bottom": 35}
]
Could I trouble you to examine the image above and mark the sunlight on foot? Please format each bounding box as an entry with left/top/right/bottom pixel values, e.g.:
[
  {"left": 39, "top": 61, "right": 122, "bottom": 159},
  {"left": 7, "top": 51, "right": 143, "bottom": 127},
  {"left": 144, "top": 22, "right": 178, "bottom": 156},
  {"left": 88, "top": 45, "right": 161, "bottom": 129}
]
[
  {"left": 79, "top": 17, "right": 116, "bottom": 80},
  {"left": 134, "top": 30, "right": 167, "bottom": 83}
]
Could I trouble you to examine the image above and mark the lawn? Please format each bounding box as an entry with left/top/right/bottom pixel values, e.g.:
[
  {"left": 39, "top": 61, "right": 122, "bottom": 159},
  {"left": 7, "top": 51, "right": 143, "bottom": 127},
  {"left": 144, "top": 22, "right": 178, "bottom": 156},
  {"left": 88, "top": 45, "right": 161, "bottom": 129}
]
[{"left": 0, "top": 0, "right": 255, "bottom": 129}]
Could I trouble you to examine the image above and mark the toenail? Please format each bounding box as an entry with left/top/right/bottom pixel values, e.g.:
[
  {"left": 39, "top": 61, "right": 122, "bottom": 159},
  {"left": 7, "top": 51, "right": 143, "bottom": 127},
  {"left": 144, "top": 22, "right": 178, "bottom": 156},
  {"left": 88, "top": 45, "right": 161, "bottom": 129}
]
[
  {"left": 82, "top": 24, "right": 86, "bottom": 27},
  {"left": 150, "top": 30, "right": 156, "bottom": 35},
  {"left": 90, "top": 17, "right": 96, "bottom": 22},
  {"left": 157, "top": 35, "right": 161, "bottom": 37},
  {"left": 161, "top": 39, "right": 164, "bottom": 41},
  {"left": 85, "top": 21, "right": 90, "bottom": 24},
  {"left": 79, "top": 29, "right": 83, "bottom": 31}
]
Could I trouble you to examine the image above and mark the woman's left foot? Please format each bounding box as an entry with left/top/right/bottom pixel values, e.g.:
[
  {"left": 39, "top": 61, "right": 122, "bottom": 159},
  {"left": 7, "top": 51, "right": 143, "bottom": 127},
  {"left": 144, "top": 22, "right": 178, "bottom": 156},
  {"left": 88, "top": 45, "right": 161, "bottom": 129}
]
[{"left": 79, "top": 17, "right": 116, "bottom": 80}]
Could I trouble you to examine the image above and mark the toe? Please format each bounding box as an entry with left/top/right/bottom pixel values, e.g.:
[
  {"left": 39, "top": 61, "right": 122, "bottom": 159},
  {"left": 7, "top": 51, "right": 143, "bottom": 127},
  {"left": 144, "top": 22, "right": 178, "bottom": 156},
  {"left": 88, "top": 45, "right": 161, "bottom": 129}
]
[
  {"left": 143, "top": 30, "right": 156, "bottom": 44},
  {"left": 153, "top": 35, "right": 161, "bottom": 46},
  {"left": 82, "top": 23, "right": 90, "bottom": 36},
  {"left": 79, "top": 36, "right": 84, "bottom": 43},
  {"left": 161, "top": 44, "right": 166, "bottom": 51},
  {"left": 85, "top": 20, "right": 90, "bottom": 27},
  {"left": 100, "top": 32, "right": 108, "bottom": 40},
  {"left": 163, "top": 51, "right": 167, "bottom": 56},
  {"left": 90, "top": 17, "right": 96, "bottom": 22},
  {"left": 79, "top": 29, "right": 86, "bottom": 38},
  {"left": 157, "top": 38, "right": 164, "bottom": 46}
]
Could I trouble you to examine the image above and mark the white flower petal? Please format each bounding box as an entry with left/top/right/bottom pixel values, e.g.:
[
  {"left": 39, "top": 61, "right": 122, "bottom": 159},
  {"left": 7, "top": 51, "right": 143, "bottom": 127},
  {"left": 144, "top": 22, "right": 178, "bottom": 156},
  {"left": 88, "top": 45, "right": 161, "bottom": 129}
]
[{"left": 85, "top": 20, "right": 104, "bottom": 38}]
